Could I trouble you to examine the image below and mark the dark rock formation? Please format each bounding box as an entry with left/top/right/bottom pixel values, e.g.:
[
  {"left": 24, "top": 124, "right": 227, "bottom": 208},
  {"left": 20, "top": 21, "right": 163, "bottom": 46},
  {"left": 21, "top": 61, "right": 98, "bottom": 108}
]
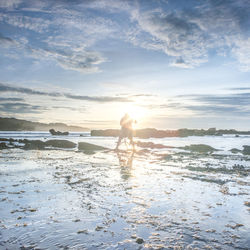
[
  {"left": 0, "top": 142, "right": 9, "bottom": 149},
  {"left": 136, "top": 238, "right": 144, "bottom": 244},
  {"left": 1, "top": 138, "right": 76, "bottom": 150},
  {"left": 230, "top": 148, "right": 242, "bottom": 154},
  {"left": 91, "top": 129, "right": 120, "bottom": 137},
  {"left": 45, "top": 140, "right": 76, "bottom": 148},
  {"left": 78, "top": 142, "right": 107, "bottom": 154},
  {"left": 49, "top": 129, "right": 69, "bottom": 136},
  {"left": 136, "top": 141, "right": 173, "bottom": 149},
  {"left": 0, "top": 138, "right": 11, "bottom": 141},
  {"left": 23, "top": 140, "right": 45, "bottom": 150},
  {"left": 181, "top": 144, "right": 217, "bottom": 153},
  {"left": 91, "top": 128, "right": 250, "bottom": 138},
  {"left": 243, "top": 145, "right": 250, "bottom": 155}
]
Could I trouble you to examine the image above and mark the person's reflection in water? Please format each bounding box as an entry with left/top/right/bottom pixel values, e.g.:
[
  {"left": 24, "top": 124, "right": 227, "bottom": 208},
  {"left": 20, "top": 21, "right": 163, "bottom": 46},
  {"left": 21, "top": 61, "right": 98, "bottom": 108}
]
[{"left": 116, "top": 150, "right": 134, "bottom": 180}]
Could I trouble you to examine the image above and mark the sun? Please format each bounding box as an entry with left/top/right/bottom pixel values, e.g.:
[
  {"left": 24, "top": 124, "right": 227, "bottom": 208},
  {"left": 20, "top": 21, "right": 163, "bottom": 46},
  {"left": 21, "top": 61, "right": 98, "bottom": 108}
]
[{"left": 122, "top": 104, "right": 147, "bottom": 122}]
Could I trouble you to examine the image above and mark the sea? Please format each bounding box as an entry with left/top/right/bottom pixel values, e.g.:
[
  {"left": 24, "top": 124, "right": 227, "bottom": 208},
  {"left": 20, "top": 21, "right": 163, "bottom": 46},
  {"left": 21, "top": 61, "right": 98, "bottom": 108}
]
[{"left": 0, "top": 131, "right": 250, "bottom": 249}]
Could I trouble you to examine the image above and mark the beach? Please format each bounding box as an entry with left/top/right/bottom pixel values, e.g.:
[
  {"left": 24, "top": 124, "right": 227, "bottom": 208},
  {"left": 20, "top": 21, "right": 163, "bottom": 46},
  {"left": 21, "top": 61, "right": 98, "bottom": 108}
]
[{"left": 0, "top": 132, "right": 250, "bottom": 249}]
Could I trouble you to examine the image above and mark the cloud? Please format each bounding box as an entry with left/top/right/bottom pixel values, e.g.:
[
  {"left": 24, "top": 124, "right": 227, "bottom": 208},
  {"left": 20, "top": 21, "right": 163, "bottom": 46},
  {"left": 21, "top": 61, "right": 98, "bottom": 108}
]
[
  {"left": 1, "top": 0, "right": 250, "bottom": 71},
  {"left": 130, "top": 0, "right": 250, "bottom": 70},
  {"left": 0, "top": 0, "right": 21, "bottom": 9},
  {"left": 0, "top": 2, "right": 112, "bottom": 73},
  {"left": 0, "top": 102, "right": 47, "bottom": 114},
  {"left": 0, "top": 33, "right": 18, "bottom": 47},
  {"left": 0, "top": 13, "right": 51, "bottom": 33},
  {"left": 143, "top": 91, "right": 250, "bottom": 118},
  {"left": 0, "top": 83, "right": 60, "bottom": 97},
  {"left": 64, "top": 93, "right": 131, "bottom": 102},
  {"left": 0, "top": 33, "right": 105, "bottom": 73},
  {"left": 229, "top": 87, "right": 250, "bottom": 91},
  {"left": 0, "top": 97, "right": 24, "bottom": 102},
  {"left": 0, "top": 83, "right": 132, "bottom": 103},
  {"left": 181, "top": 93, "right": 250, "bottom": 106},
  {"left": 171, "top": 57, "right": 192, "bottom": 68},
  {"left": 30, "top": 47, "right": 106, "bottom": 73},
  {"left": 183, "top": 104, "right": 250, "bottom": 116},
  {"left": 173, "top": 92, "right": 250, "bottom": 116},
  {"left": 232, "top": 38, "right": 250, "bottom": 71}
]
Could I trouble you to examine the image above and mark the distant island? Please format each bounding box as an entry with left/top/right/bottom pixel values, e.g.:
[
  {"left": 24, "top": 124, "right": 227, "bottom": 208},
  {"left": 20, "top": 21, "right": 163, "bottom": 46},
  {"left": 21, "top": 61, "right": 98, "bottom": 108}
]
[
  {"left": 0, "top": 117, "right": 89, "bottom": 132},
  {"left": 91, "top": 127, "right": 250, "bottom": 138}
]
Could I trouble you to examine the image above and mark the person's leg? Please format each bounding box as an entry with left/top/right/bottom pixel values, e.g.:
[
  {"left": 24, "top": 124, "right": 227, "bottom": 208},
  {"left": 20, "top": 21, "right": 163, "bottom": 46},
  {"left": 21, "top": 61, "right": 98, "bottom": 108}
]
[
  {"left": 116, "top": 128, "right": 125, "bottom": 150},
  {"left": 129, "top": 137, "right": 135, "bottom": 151},
  {"left": 115, "top": 136, "right": 122, "bottom": 150},
  {"left": 128, "top": 130, "right": 135, "bottom": 151}
]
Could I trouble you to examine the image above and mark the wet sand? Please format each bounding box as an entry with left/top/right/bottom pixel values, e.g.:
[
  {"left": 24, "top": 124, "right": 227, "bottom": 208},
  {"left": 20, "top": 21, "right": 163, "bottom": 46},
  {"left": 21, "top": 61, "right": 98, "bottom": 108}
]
[{"left": 0, "top": 143, "right": 250, "bottom": 249}]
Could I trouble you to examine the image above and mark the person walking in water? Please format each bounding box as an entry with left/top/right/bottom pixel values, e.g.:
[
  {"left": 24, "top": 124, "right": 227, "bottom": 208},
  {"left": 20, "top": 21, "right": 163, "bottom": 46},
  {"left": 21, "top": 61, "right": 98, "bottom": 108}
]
[{"left": 115, "top": 113, "right": 136, "bottom": 151}]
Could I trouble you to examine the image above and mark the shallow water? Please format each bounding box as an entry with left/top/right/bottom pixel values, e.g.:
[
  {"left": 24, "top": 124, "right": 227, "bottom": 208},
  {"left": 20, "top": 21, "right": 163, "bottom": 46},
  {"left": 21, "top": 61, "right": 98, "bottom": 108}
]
[{"left": 0, "top": 132, "right": 250, "bottom": 249}]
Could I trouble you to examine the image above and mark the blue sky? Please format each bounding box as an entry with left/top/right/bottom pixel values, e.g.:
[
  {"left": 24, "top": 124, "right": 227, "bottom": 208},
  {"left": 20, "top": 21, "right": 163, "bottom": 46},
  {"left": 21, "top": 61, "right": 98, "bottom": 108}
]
[{"left": 0, "top": 0, "right": 250, "bottom": 129}]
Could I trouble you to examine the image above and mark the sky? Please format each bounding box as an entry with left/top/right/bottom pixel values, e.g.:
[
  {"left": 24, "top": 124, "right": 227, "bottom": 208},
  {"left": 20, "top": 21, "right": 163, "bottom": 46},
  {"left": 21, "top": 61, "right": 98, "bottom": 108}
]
[{"left": 0, "top": 0, "right": 250, "bottom": 130}]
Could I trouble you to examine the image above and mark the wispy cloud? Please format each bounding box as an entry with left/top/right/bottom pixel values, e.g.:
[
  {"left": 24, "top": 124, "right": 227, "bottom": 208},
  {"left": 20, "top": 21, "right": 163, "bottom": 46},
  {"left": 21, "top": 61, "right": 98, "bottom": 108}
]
[
  {"left": 0, "top": 33, "right": 18, "bottom": 47},
  {"left": 0, "top": 97, "right": 24, "bottom": 102},
  {"left": 178, "top": 93, "right": 250, "bottom": 107},
  {"left": 0, "top": 83, "right": 132, "bottom": 103},
  {"left": 0, "top": 102, "right": 47, "bottom": 114},
  {"left": 129, "top": 0, "right": 250, "bottom": 70},
  {"left": 0, "top": 13, "right": 51, "bottom": 33},
  {"left": 229, "top": 87, "right": 250, "bottom": 91},
  {"left": 142, "top": 91, "right": 250, "bottom": 118},
  {"left": 1, "top": 0, "right": 250, "bottom": 71},
  {"left": 0, "top": 0, "right": 21, "bottom": 9},
  {"left": 172, "top": 92, "right": 250, "bottom": 116},
  {"left": 30, "top": 47, "right": 106, "bottom": 73}
]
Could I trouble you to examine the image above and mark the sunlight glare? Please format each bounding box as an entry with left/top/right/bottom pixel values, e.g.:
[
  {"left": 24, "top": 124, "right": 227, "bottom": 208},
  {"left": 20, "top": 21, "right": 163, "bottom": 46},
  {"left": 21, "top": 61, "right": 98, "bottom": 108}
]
[{"left": 122, "top": 104, "right": 147, "bottom": 124}]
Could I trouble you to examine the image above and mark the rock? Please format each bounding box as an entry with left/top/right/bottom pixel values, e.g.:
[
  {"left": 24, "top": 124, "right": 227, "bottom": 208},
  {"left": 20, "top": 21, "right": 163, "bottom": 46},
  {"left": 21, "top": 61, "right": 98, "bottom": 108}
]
[
  {"left": 230, "top": 148, "right": 242, "bottom": 154},
  {"left": 0, "top": 138, "right": 11, "bottom": 141},
  {"left": 95, "top": 225, "right": 104, "bottom": 231},
  {"left": 77, "top": 229, "right": 88, "bottom": 234},
  {"left": 181, "top": 144, "right": 217, "bottom": 153},
  {"left": 49, "top": 129, "right": 69, "bottom": 136},
  {"left": 136, "top": 238, "right": 144, "bottom": 244},
  {"left": 243, "top": 145, "right": 250, "bottom": 155},
  {"left": 22, "top": 139, "right": 76, "bottom": 149},
  {"left": 23, "top": 140, "right": 45, "bottom": 150},
  {"left": 78, "top": 142, "right": 107, "bottom": 152},
  {"left": 136, "top": 141, "right": 173, "bottom": 149},
  {"left": 91, "top": 128, "right": 250, "bottom": 138},
  {"left": 226, "top": 223, "right": 244, "bottom": 229},
  {"left": 0, "top": 142, "right": 9, "bottom": 149},
  {"left": 45, "top": 140, "right": 76, "bottom": 148},
  {"left": 163, "top": 154, "right": 173, "bottom": 160},
  {"left": 244, "top": 201, "right": 250, "bottom": 207},
  {"left": 91, "top": 129, "right": 120, "bottom": 137}
]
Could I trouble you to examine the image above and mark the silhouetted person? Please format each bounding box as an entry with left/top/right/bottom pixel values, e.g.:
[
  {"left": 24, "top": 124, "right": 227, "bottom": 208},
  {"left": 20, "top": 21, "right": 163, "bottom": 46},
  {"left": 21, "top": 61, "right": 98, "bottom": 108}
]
[{"left": 115, "top": 113, "right": 136, "bottom": 151}]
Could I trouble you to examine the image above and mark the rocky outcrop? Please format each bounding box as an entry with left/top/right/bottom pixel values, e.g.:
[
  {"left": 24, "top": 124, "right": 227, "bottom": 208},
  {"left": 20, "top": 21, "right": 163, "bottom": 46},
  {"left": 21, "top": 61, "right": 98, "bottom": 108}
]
[
  {"left": 91, "top": 128, "right": 250, "bottom": 138},
  {"left": 78, "top": 142, "right": 107, "bottom": 154},
  {"left": 49, "top": 129, "right": 69, "bottom": 136},
  {"left": 230, "top": 148, "right": 242, "bottom": 154},
  {"left": 45, "top": 140, "right": 76, "bottom": 148},
  {"left": 181, "top": 144, "right": 218, "bottom": 153},
  {"left": 1, "top": 138, "right": 76, "bottom": 150},
  {"left": 243, "top": 145, "right": 250, "bottom": 155},
  {"left": 0, "top": 142, "right": 9, "bottom": 149},
  {"left": 23, "top": 140, "right": 45, "bottom": 150},
  {"left": 91, "top": 129, "right": 120, "bottom": 137},
  {"left": 136, "top": 141, "right": 173, "bottom": 149}
]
